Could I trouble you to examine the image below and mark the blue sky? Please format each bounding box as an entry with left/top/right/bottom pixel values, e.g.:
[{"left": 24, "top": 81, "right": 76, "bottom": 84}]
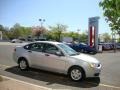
[{"left": 0, "top": 0, "right": 111, "bottom": 34}]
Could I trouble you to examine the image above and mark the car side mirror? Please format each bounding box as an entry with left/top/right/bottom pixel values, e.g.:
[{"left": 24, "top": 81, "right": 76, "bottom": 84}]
[{"left": 55, "top": 51, "right": 63, "bottom": 56}]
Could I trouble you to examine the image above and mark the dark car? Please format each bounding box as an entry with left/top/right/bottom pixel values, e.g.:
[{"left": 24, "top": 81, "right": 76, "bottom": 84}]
[
  {"left": 116, "top": 43, "right": 120, "bottom": 49},
  {"left": 99, "top": 43, "right": 113, "bottom": 50},
  {"left": 67, "top": 43, "right": 97, "bottom": 54}
]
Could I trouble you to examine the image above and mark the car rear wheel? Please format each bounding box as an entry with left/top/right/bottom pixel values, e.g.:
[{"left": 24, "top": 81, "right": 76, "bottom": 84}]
[
  {"left": 69, "top": 67, "right": 84, "bottom": 81},
  {"left": 18, "top": 59, "right": 29, "bottom": 70}
]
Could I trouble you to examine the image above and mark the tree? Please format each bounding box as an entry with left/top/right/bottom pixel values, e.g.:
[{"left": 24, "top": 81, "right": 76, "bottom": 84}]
[
  {"left": 0, "top": 25, "right": 10, "bottom": 39},
  {"left": 9, "top": 23, "right": 32, "bottom": 39},
  {"left": 49, "top": 24, "right": 67, "bottom": 41},
  {"left": 20, "top": 27, "right": 32, "bottom": 38},
  {"left": 99, "top": 0, "right": 120, "bottom": 39},
  {"left": 79, "top": 33, "right": 88, "bottom": 43},
  {"left": 0, "top": 25, "right": 4, "bottom": 32},
  {"left": 101, "top": 33, "right": 111, "bottom": 42},
  {"left": 64, "top": 32, "right": 79, "bottom": 41},
  {"left": 32, "top": 26, "right": 46, "bottom": 39}
]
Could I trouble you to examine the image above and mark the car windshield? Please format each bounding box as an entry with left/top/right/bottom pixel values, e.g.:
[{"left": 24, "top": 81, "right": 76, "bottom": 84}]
[{"left": 58, "top": 43, "right": 79, "bottom": 56}]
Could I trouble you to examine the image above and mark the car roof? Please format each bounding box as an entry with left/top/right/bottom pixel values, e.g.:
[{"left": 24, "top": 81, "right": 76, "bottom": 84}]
[{"left": 33, "top": 41, "right": 62, "bottom": 45}]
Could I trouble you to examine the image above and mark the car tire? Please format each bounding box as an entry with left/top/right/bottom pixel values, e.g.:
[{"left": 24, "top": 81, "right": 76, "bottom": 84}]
[
  {"left": 90, "top": 51, "right": 97, "bottom": 54},
  {"left": 81, "top": 49, "right": 84, "bottom": 53},
  {"left": 18, "top": 59, "right": 29, "bottom": 70},
  {"left": 69, "top": 67, "right": 85, "bottom": 81},
  {"left": 93, "top": 51, "right": 97, "bottom": 54}
]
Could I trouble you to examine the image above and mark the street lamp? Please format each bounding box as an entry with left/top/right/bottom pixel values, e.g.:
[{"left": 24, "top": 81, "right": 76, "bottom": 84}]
[
  {"left": 38, "top": 18, "right": 45, "bottom": 38},
  {"left": 39, "top": 18, "right": 45, "bottom": 27}
]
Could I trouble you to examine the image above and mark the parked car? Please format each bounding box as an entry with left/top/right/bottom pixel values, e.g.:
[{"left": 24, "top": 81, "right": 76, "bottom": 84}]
[
  {"left": 13, "top": 41, "right": 101, "bottom": 81},
  {"left": 116, "top": 43, "right": 120, "bottom": 49},
  {"left": 99, "top": 43, "right": 114, "bottom": 50},
  {"left": 67, "top": 43, "right": 97, "bottom": 54},
  {"left": 11, "top": 39, "right": 22, "bottom": 43},
  {"left": 34, "top": 38, "right": 46, "bottom": 41}
]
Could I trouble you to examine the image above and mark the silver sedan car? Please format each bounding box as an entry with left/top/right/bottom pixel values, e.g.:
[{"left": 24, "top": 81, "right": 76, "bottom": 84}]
[{"left": 13, "top": 41, "right": 101, "bottom": 81}]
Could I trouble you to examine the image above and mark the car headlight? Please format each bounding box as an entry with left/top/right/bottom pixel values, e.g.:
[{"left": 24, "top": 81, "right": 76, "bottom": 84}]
[{"left": 89, "top": 63, "right": 98, "bottom": 68}]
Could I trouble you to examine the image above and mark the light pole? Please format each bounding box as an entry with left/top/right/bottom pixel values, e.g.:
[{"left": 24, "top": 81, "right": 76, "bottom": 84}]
[
  {"left": 38, "top": 18, "right": 45, "bottom": 38},
  {"left": 39, "top": 19, "right": 45, "bottom": 27}
]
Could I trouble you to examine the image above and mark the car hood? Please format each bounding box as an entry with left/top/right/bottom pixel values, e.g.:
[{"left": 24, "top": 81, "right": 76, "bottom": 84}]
[{"left": 71, "top": 53, "right": 99, "bottom": 63}]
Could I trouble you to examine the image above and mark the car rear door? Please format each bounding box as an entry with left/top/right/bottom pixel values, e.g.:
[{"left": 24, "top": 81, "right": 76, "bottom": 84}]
[{"left": 27, "top": 43, "right": 45, "bottom": 68}]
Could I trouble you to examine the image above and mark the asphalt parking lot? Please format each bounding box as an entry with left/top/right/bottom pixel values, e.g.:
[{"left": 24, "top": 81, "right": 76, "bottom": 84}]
[{"left": 0, "top": 42, "right": 120, "bottom": 90}]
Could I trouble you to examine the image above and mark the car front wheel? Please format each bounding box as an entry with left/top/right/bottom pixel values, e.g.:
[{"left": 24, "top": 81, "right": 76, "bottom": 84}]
[{"left": 69, "top": 67, "right": 84, "bottom": 81}]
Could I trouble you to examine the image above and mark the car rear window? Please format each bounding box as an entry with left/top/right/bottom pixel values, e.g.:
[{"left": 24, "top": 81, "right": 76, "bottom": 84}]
[{"left": 24, "top": 44, "right": 31, "bottom": 50}]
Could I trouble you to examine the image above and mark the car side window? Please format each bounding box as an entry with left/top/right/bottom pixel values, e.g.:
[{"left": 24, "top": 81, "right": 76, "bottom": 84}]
[
  {"left": 44, "top": 44, "right": 59, "bottom": 55},
  {"left": 24, "top": 43, "right": 43, "bottom": 52},
  {"left": 30, "top": 43, "right": 44, "bottom": 52}
]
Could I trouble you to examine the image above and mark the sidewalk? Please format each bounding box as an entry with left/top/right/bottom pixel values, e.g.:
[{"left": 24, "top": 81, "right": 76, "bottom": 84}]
[{"left": 0, "top": 75, "right": 51, "bottom": 90}]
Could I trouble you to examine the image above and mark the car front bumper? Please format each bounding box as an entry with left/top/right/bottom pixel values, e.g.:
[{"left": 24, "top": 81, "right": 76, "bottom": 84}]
[{"left": 85, "top": 64, "right": 102, "bottom": 78}]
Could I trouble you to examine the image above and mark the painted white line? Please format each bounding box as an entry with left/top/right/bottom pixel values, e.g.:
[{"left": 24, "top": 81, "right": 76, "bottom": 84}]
[
  {"left": 0, "top": 64, "right": 120, "bottom": 89},
  {"left": 0, "top": 75, "right": 52, "bottom": 90},
  {"left": 87, "top": 81, "right": 120, "bottom": 89},
  {"left": 99, "top": 83, "right": 120, "bottom": 89}
]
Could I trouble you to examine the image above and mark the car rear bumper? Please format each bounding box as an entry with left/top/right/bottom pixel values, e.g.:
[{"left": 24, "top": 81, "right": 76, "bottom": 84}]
[{"left": 13, "top": 52, "right": 18, "bottom": 63}]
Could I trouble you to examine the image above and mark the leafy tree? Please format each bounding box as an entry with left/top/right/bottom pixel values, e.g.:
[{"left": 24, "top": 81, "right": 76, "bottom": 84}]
[
  {"left": 45, "top": 30, "right": 55, "bottom": 40},
  {"left": 49, "top": 24, "right": 67, "bottom": 41},
  {"left": 0, "top": 25, "right": 4, "bottom": 31},
  {"left": 32, "top": 26, "right": 46, "bottom": 39},
  {"left": 79, "top": 33, "right": 88, "bottom": 43},
  {"left": 20, "top": 27, "right": 32, "bottom": 38},
  {"left": 99, "top": 0, "right": 120, "bottom": 39},
  {"left": 0, "top": 25, "right": 10, "bottom": 39},
  {"left": 9, "top": 23, "right": 32, "bottom": 39},
  {"left": 10, "top": 23, "right": 22, "bottom": 38},
  {"left": 101, "top": 33, "right": 111, "bottom": 42},
  {"left": 64, "top": 32, "right": 79, "bottom": 41}
]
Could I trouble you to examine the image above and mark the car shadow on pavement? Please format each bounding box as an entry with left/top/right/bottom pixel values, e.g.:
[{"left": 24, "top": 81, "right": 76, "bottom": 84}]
[{"left": 5, "top": 66, "right": 100, "bottom": 88}]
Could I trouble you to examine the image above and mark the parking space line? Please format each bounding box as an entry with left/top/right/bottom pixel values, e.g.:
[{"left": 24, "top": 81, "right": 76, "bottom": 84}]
[
  {"left": 99, "top": 83, "right": 120, "bottom": 89},
  {"left": 0, "top": 64, "right": 120, "bottom": 89},
  {"left": 87, "top": 81, "right": 120, "bottom": 89}
]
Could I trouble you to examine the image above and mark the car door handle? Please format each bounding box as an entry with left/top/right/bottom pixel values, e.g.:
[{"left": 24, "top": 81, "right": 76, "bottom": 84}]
[
  {"left": 45, "top": 54, "right": 49, "bottom": 56},
  {"left": 28, "top": 50, "right": 32, "bottom": 53}
]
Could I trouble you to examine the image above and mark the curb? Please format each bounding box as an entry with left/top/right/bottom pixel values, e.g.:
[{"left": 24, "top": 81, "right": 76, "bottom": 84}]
[{"left": 0, "top": 75, "right": 52, "bottom": 90}]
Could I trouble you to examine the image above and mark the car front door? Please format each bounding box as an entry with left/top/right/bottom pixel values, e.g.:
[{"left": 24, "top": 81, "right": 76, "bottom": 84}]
[{"left": 42, "top": 43, "right": 66, "bottom": 73}]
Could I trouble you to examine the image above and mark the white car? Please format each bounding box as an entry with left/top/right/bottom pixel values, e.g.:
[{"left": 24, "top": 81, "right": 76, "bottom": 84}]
[
  {"left": 13, "top": 41, "right": 101, "bottom": 81},
  {"left": 11, "top": 39, "right": 22, "bottom": 43}
]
